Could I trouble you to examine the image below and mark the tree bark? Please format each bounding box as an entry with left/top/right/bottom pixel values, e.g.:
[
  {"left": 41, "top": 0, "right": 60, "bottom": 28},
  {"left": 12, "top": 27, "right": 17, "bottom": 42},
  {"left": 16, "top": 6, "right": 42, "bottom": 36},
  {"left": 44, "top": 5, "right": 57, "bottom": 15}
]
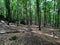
[
  {"left": 29, "top": 1, "right": 32, "bottom": 25},
  {"left": 5, "top": 0, "right": 12, "bottom": 21},
  {"left": 44, "top": 0, "right": 46, "bottom": 27},
  {"left": 36, "top": 0, "right": 41, "bottom": 30}
]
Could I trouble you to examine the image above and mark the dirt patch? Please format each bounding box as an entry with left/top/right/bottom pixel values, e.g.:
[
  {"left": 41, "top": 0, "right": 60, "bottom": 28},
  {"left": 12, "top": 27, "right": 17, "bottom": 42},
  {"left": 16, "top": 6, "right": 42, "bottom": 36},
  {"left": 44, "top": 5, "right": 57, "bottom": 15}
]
[{"left": 0, "top": 32, "right": 60, "bottom": 45}]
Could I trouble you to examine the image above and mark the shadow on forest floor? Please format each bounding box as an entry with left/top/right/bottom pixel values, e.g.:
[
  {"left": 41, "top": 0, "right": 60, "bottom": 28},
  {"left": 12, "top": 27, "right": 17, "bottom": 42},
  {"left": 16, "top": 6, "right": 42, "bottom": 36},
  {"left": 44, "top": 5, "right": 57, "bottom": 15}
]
[{"left": 0, "top": 22, "right": 60, "bottom": 45}]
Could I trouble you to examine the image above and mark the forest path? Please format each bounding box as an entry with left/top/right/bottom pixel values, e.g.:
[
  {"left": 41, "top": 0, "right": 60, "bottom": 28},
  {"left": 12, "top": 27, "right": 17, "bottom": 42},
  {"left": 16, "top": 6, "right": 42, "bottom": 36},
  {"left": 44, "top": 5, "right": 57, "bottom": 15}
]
[
  {"left": 0, "top": 23, "right": 60, "bottom": 44},
  {"left": 31, "top": 25, "right": 60, "bottom": 43},
  {"left": 32, "top": 30, "right": 60, "bottom": 43},
  {"left": 17, "top": 24, "right": 60, "bottom": 43}
]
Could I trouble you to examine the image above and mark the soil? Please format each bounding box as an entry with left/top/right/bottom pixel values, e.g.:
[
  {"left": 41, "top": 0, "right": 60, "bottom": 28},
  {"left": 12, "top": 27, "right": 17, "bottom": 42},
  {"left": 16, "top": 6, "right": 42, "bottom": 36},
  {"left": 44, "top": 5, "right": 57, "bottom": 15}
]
[{"left": 0, "top": 24, "right": 60, "bottom": 45}]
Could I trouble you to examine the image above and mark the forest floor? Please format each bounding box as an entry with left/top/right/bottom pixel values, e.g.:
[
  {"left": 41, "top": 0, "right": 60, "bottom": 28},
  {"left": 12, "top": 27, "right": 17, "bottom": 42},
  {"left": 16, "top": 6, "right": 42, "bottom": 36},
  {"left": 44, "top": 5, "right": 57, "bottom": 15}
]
[
  {"left": 17, "top": 24, "right": 60, "bottom": 43},
  {"left": 0, "top": 23, "right": 60, "bottom": 45}
]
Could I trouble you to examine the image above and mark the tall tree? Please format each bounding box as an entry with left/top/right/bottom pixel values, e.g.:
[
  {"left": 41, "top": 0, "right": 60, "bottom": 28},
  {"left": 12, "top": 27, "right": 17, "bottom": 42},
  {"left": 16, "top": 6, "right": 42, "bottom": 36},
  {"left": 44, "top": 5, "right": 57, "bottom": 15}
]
[
  {"left": 16, "top": 0, "right": 20, "bottom": 26},
  {"left": 53, "top": 0, "right": 56, "bottom": 28},
  {"left": 44, "top": 0, "right": 46, "bottom": 27},
  {"left": 25, "top": 1, "right": 29, "bottom": 25},
  {"left": 5, "top": 0, "right": 12, "bottom": 23},
  {"left": 56, "top": 0, "right": 60, "bottom": 28},
  {"left": 36, "top": 0, "right": 41, "bottom": 30},
  {"left": 29, "top": 0, "right": 32, "bottom": 25}
]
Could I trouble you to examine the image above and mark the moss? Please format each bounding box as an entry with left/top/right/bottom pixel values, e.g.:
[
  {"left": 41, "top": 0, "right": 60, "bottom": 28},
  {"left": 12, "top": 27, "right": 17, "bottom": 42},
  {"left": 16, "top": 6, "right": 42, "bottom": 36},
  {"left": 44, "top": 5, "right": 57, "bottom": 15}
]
[{"left": 9, "top": 35, "right": 17, "bottom": 40}]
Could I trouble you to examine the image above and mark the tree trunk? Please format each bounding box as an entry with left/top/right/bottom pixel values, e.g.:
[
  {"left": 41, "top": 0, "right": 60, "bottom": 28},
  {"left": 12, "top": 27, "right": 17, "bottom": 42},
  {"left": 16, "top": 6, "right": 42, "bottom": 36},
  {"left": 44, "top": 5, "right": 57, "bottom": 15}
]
[
  {"left": 5, "top": 0, "right": 12, "bottom": 22},
  {"left": 44, "top": 0, "right": 46, "bottom": 27},
  {"left": 25, "top": 2, "right": 29, "bottom": 25},
  {"left": 56, "top": 0, "right": 60, "bottom": 28},
  {"left": 36, "top": 0, "right": 41, "bottom": 30},
  {"left": 29, "top": 1, "right": 32, "bottom": 25}
]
